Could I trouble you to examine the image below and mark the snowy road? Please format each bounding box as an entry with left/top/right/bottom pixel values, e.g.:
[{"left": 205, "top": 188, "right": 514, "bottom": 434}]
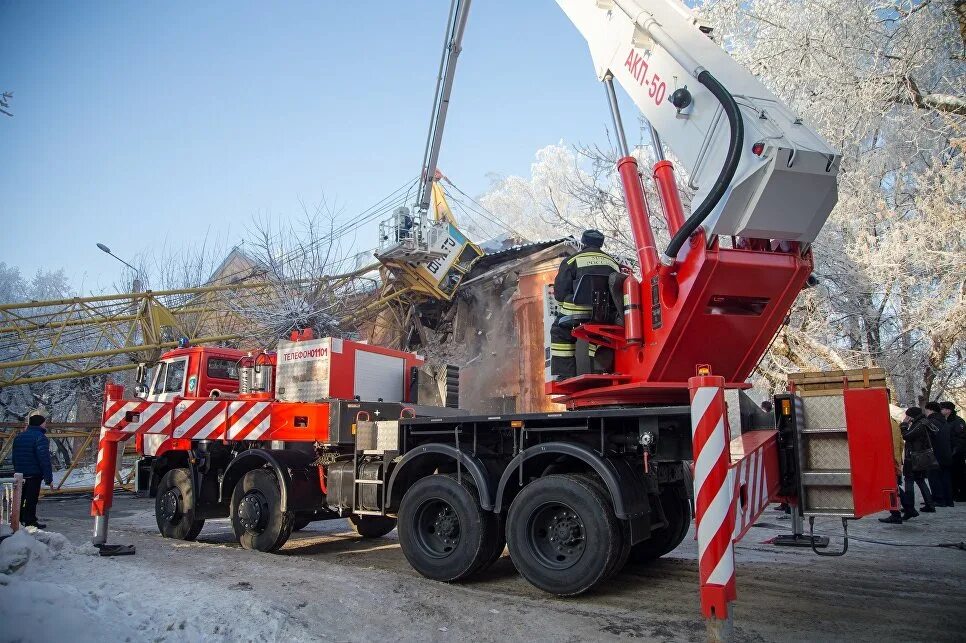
[{"left": 3, "top": 494, "right": 964, "bottom": 642}]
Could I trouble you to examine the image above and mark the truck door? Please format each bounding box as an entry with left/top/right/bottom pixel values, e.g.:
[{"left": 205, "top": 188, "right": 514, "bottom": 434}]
[
  {"left": 158, "top": 357, "right": 188, "bottom": 402},
  {"left": 146, "top": 357, "right": 188, "bottom": 403},
  {"left": 146, "top": 362, "right": 167, "bottom": 402},
  {"left": 142, "top": 357, "right": 188, "bottom": 457}
]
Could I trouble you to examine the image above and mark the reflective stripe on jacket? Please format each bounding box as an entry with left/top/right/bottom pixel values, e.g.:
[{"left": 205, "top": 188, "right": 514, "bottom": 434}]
[{"left": 553, "top": 249, "right": 619, "bottom": 310}]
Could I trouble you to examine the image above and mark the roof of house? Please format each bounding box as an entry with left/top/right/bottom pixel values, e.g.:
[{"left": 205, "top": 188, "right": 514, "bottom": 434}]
[{"left": 470, "top": 238, "right": 574, "bottom": 274}]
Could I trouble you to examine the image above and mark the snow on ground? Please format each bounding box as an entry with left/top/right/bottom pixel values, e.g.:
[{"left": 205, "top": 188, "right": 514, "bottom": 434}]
[
  {"left": 0, "top": 528, "right": 291, "bottom": 643},
  {"left": 2, "top": 495, "right": 965, "bottom": 642}
]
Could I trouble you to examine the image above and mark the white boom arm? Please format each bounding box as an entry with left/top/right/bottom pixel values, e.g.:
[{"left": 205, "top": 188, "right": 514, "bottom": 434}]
[{"left": 556, "top": 0, "right": 840, "bottom": 246}]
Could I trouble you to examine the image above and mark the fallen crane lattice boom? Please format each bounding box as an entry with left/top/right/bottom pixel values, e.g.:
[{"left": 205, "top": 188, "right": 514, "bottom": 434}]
[{"left": 0, "top": 264, "right": 398, "bottom": 388}]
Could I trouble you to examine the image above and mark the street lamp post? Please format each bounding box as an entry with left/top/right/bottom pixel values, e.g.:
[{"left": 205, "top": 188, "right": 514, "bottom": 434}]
[{"left": 96, "top": 243, "right": 143, "bottom": 292}]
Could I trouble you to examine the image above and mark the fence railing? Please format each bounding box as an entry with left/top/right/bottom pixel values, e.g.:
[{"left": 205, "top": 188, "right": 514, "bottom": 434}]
[
  {"left": 0, "top": 422, "right": 138, "bottom": 495},
  {"left": 2, "top": 473, "right": 23, "bottom": 531}
]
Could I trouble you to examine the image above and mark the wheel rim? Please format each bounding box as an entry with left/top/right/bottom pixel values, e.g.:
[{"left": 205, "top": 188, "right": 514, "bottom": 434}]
[
  {"left": 527, "top": 502, "right": 586, "bottom": 570},
  {"left": 412, "top": 498, "right": 460, "bottom": 558},
  {"left": 238, "top": 490, "right": 268, "bottom": 534},
  {"left": 159, "top": 487, "right": 182, "bottom": 523}
]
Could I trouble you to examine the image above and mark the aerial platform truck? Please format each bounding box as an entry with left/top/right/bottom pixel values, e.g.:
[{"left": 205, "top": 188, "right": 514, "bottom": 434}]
[{"left": 89, "top": 0, "right": 898, "bottom": 636}]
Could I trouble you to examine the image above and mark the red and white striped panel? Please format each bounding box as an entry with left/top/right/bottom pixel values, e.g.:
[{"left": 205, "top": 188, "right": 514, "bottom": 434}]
[
  {"left": 689, "top": 380, "right": 737, "bottom": 619},
  {"left": 731, "top": 445, "right": 770, "bottom": 541},
  {"left": 172, "top": 400, "right": 228, "bottom": 440},
  {"left": 225, "top": 401, "right": 272, "bottom": 441},
  {"left": 102, "top": 400, "right": 172, "bottom": 434}
]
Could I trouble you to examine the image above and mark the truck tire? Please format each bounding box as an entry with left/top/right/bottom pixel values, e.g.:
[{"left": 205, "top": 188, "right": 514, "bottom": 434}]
[
  {"left": 507, "top": 474, "right": 621, "bottom": 596},
  {"left": 349, "top": 515, "right": 397, "bottom": 538},
  {"left": 477, "top": 510, "right": 506, "bottom": 572},
  {"left": 397, "top": 474, "right": 494, "bottom": 582},
  {"left": 446, "top": 474, "right": 504, "bottom": 574},
  {"left": 575, "top": 473, "right": 630, "bottom": 579},
  {"left": 230, "top": 469, "right": 294, "bottom": 553},
  {"left": 628, "top": 487, "right": 691, "bottom": 564},
  {"left": 155, "top": 468, "right": 205, "bottom": 540}
]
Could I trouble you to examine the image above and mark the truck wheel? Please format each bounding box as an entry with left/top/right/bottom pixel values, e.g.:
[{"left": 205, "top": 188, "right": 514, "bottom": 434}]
[
  {"left": 155, "top": 468, "right": 205, "bottom": 540},
  {"left": 477, "top": 511, "right": 506, "bottom": 572},
  {"left": 230, "top": 469, "right": 294, "bottom": 553},
  {"left": 349, "top": 515, "right": 397, "bottom": 538},
  {"left": 447, "top": 473, "right": 504, "bottom": 574},
  {"left": 575, "top": 473, "right": 630, "bottom": 578},
  {"left": 629, "top": 488, "right": 691, "bottom": 564},
  {"left": 507, "top": 474, "right": 620, "bottom": 596},
  {"left": 398, "top": 474, "right": 493, "bottom": 582}
]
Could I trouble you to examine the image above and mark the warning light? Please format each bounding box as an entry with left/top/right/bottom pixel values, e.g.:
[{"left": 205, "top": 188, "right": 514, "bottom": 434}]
[
  {"left": 510, "top": 420, "right": 524, "bottom": 428},
  {"left": 781, "top": 399, "right": 792, "bottom": 416},
  {"left": 752, "top": 142, "right": 765, "bottom": 156},
  {"left": 696, "top": 364, "right": 712, "bottom": 376}
]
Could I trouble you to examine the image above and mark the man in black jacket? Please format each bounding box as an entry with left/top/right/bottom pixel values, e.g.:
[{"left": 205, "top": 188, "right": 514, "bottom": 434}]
[
  {"left": 899, "top": 407, "right": 936, "bottom": 518},
  {"left": 924, "top": 402, "right": 953, "bottom": 507},
  {"left": 550, "top": 230, "right": 619, "bottom": 379},
  {"left": 940, "top": 401, "right": 966, "bottom": 501}
]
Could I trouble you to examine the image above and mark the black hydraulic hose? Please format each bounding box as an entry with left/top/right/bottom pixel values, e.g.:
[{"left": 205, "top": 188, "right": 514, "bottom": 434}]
[{"left": 662, "top": 70, "right": 744, "bottom": 263}]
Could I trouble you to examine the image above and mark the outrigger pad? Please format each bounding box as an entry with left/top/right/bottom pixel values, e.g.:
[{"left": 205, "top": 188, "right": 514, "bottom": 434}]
[
  {"left": 95, "top": 543, "right": 136, "bottom": 556},
  {"left": 772, "top": 534, "right": 830, "bottom": 548}
]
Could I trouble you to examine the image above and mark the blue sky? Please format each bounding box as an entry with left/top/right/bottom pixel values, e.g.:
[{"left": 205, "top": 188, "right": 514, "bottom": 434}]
[{"left": 0, "top": 1, "right": 637, "bottom": 293}]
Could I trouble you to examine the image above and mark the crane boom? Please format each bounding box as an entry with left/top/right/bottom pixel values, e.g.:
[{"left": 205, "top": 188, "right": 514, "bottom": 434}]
[
  {"left": 417, "top": 0, "right": 472, "bottom": 214},
  {"left": 555, "top": 0, "right": 840, "bottom": 248}
]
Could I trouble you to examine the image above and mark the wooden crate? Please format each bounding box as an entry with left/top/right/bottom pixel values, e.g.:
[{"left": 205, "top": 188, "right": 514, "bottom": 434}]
[{"left": 788, "top": 368, "right": 886, "bottom": 395}]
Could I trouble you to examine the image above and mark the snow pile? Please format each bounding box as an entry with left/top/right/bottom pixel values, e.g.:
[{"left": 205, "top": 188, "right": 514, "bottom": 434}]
[
  {"left": 0, "top": 528, "right": 294, "bottom": 642},
  {"left": 0, "top": 528, "right": 51, "bottom": 575}
]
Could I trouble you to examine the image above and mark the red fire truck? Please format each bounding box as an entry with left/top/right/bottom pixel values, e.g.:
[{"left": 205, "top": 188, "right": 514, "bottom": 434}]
[{"left": 90, "top": 0, "right": 898, "bottom": 630}]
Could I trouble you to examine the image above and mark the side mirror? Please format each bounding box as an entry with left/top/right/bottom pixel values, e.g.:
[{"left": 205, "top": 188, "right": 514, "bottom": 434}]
[
  {"left": 133, "top": 384, "right": 148, "bottom": 399},
  {"left": 135, "top": 363, "right": 146, "bottom": 385}
]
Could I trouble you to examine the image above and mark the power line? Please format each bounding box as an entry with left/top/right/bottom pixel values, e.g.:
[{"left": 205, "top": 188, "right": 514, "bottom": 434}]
[{"left": 444, "top": 180, "right": 526, "bottom": 240}]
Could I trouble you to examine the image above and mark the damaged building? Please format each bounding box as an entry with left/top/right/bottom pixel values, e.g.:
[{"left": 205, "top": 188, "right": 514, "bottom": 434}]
[{"left": 430, "top": 239, "right": 578, "bottom": 414}]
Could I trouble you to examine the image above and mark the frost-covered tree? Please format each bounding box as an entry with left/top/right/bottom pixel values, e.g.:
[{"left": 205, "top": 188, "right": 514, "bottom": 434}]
[
  {"left": 479, "top": 131, "right": 675, "bottom": 268},
  {"left": 479, "top": 1, "right": 965, "bottom": 405},
  {"left": 229, "top": 198, "right": 379, "bottom": 347},
  {"left": 0, "top": 264, "right": 102, "bottom": 424},
  {"left": 701, "top": 0, "right": 965, "bottom": 403}
]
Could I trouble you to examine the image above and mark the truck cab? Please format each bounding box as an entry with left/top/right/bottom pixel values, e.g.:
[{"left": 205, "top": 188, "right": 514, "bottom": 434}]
[{"left": 143, "top": 346, "right": 251, "bottom": 402}]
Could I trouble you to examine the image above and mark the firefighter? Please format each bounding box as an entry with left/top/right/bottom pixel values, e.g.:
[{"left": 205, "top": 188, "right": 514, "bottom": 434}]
[{"left": 550, "top": 229, "right": 620, "bottom": 379}]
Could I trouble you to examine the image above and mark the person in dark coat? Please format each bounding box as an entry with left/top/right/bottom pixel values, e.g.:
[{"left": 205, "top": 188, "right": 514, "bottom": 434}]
[
  {"left": 941, "top": 401, "right": 966, "bottom": 501},
  {"left": 924, "top": 402, "right": 954, "bottom": 507},
  {"left": 12, "top": 411, "right": 53, "bottom": 528},
  {"left": 898, "top": 407, "right": 936, "bottom": 519}
]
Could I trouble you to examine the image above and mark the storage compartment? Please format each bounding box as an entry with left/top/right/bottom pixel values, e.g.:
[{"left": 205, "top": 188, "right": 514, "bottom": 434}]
[
  {"left": 327, "top": 400, "right": 404, "bottom": 446},
  {"left": 274, "top": 337, "right": 423, "bottom": 403},
  {"left": 356, "top": 420, "right": 400, "bottom": 453},
  {"left": 788, "top": 380, "right": 897, "bottom": 518}
]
